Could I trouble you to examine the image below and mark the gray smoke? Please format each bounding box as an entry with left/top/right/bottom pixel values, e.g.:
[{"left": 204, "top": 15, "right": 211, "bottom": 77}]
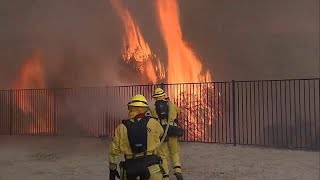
[
  {"left": 0, "top": 0, "right": 130, "bottom": 89},
  {"left": 0, "top": 0, "right": 319, "bottom": 89},
  {"left": 179, "top": 0, "right": 320, "bottom": 81},
  {"left": 128, "top": 0, "right": 320, "bottom": 81}
]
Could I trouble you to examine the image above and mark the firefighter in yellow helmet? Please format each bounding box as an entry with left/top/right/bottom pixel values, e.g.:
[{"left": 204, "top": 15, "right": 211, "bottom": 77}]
[
  {"left": 150, "top": 88, "right": 184, "bottom": 180},
  {"left": 109, "top": 94, "right": 164, "bottom": 180}
]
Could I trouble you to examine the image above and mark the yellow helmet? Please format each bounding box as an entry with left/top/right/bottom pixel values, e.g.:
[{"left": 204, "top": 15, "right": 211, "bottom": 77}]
[
  {"left": 153, "top": 87, "right": 166, "bottom": 98},
  {"left": 127, "top": 94, "right": 149, "bottom": 107}
]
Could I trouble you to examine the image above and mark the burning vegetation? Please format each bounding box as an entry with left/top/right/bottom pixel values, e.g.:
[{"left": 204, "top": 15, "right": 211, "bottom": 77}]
[
  {"left": 111, "top": 0, "right": 215, "bottom": 140},
  {"left": 110, "top": 0, "right": 164, "bottom": 84},
  {"left": 12, "top": 51, "right": 46, "bottom": 113},
  {"left": 11, "top": 50, "right": 54, "bottom": 134},
  {"left": 7, "top": 0, "right": 215, "bottom": 139},
  {"left": 155, "top": 0, "right": 215, "bottom": 141}
]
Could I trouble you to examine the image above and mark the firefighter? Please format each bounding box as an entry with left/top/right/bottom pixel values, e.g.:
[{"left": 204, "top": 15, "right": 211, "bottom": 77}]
[
  {"left": 150, "top": 88, "right": 184, "bottom": 180},
  {"left": 109, "top": 94, "right": 164, "bottom": 180}
]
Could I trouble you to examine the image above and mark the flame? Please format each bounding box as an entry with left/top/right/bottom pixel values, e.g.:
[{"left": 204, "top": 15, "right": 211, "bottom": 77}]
[
  {"left": 13, "top": 51, "right": 46, "bottom": 89},
  {"left": 12, "top": 50, "right": 53, "bottom": 134},
  {"left": 156, "top": 0, "right": 214, "bottom": 141},
  {"left": 13, "top": 51, "right": 46, "bottom": 113},
  {"left": 110, "top": 0, "right": 162, "bottom": 84},
  {"left": 155, "top": 0, "right": 211, "bottom": 84}
]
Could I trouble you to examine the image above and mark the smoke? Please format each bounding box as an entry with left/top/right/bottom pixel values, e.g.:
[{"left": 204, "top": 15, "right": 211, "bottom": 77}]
[
  {"left": 0, "top": 0, "right": 319, "bottom": 89},
  {"left": 124, "top": 0, "right": 320, "bottom": 81},
  {"left": 178, "top": 0, "right": 319, "bottom": 81},
  {"left": 0, "top": 0, "right": 131, "bottom": 89}
]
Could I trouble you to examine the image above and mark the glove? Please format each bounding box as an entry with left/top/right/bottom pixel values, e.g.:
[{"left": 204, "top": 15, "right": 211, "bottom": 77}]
[
  {"left": 109, "top": 169, "right": 120, "bottom": 180},
  {"left": 175, "top": 173, "right": 183, "bottom": 180}
]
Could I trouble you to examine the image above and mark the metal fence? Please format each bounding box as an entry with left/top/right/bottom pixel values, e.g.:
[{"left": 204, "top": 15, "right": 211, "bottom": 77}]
[
  {"left": 234, "top": 79, "right": 319, "bottom": 149},
  {"left": 0, "top": 78, "right": 319, "bottom": 149}
]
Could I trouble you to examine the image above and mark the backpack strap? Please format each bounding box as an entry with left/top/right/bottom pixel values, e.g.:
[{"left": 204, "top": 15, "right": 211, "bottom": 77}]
[
  {"left": 122, "top": 119, "right": 130, "bottom": 126},
  {"left": 122, "top": 117, "right": 150, "bottom": 159}
]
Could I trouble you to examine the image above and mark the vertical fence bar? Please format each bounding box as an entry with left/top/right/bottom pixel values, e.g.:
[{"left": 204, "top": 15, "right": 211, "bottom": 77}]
[
  {"left": 223, "top": 83, "right": 226, "bottom": 143},
  {"left": 238, "top": 82, "right": 241, "bottom": 144},
  {"left": 275, "top": 81, "right": 279, "bottom": 146},
  {"left": 254, "top": 82, "right": 258, "bottom": 145},
  {"left": 307, "top": 80, "right": 311, "bottom": 148},
  {"left": 206, "top": 83, "right": 209, "bottom": 142},
  {"left": 280, "top": 81, "right": 284, "bottom": 146},
  {"left": 241, "top": 82, "right": 244, "bottom": 144},
  {"left": 248, "top": 82, "right": 252, "bottom": 144},
  {"left": 303, "top": 80, "right": 307, "bottom": 147},
  {"left": 314, "top": 78, "right": 320, "bottom": 148},
  {"left": 15, "top": 90, "right": 18, "bottom": 135},
  {"left": 314, "top": 79, "right": 318, "bottom": 149},
  {"left": 271, "top": 81, "right": 275, "bottom": 145},
  {"left": 245, "top": 82, "right": 248, "bottom": 144},
  {"left": 265, "top": 81, "right": 269, "bottom": 145},
  {"left": 298, "top": 80, "right": 302, "bottom": 148},
  {"left": 16, "top": 90, "right": 19, "bottom": 135},
  {"left": 213, "top": 82, "right": 216, "bottom": 143},
  {"left": 294, "top": 80, "right": 298, "bottom": 147},
  {"left": 289, "top": 80, "right": 293, "bottom": 147},
  {"left": 9, "top": 89, "right": 13, "bottom": 135},
  {"left": 284, "top": 81, "right": 288, "bottom": 147},
  {"left": 105, "top": 87, "right": 108, "bottom": 137},
  {"left": 232, "top": 80, "right": 236, "bottom": 146},
  {"left": 192, "top": 83, "right": 195, "bottom": 142},
  {"left": 210, "top": 83, "right": 213, "bottom": 143},
  {"left": 53, "top": 89, "right": 57, "bottom": 135},
  {"left": 215, "top": 83, "right": 220, "bottom": 143},
  {"left": 228, "top": 82, "right": 231, "bottom": 143},
  {"left": 259, "top": 81, "right": 266, "bottom": 145}
]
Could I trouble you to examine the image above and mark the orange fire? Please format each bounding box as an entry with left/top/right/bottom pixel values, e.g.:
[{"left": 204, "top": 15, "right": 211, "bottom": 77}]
[
  {"left": 155, "top": 0, "right": 214, "bottom": 141},
  {"left": 155, "top": 0, "right": 211, "bottom": 84},
  {"left": 13, "top": 51, "right": 46, "bottom": 113},
  {"left": 110, "top": 0, "right": 163, "bottom": 84},
  {"left": 12, "top": 50, "right": 53, "bottom": 134}
]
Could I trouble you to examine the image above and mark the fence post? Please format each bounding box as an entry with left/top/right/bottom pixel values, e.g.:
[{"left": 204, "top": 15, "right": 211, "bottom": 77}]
[
  {"left": 53, "top": 89, "right": 57, "bottom": 136},
  {"left": 232, "top": 80, "right": 237, "bottom": 146},
  {"left": 105, "top": 86, "right": 108, "bottom": 138},
  {"left": 9, "top": 89, "right": 13, "bottom": 135}
]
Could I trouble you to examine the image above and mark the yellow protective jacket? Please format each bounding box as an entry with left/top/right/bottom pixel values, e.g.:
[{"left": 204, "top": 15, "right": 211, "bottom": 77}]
[
  {"left": 150, "top": 100, "right": 180, "bottom": 125},
  {"left": 109, "top": 117, "right": 164, "bottom": 169},
  {"left": 150, "top": 100, "right": 182, "bottom": 178}
]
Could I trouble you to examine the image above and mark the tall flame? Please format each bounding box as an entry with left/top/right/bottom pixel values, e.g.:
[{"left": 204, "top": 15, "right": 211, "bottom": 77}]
[
  {"left": 156, "top": 0, "right": 214, "bottom": 141},
  {"left": 155, "top": 0, "right": 211, "bottom": 84},
  {"left": 110, "top": 0, "right": 161, "bottom": 84}
]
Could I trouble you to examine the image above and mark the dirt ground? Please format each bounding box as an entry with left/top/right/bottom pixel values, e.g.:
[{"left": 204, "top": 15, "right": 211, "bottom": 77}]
[{"left": 0, "top": 136, "right": 319, "bottom": 180}]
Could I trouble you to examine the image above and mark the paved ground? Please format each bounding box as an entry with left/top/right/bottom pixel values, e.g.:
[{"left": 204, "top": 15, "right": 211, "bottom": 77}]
[{"left": 0, "top": 136, "right": 319, "bottom": 180}]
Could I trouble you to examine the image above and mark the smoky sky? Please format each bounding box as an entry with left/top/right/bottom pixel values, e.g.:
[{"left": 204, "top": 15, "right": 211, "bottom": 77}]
[
  {"left": 178, "top": 0, "right": 320, "bottom": 81},
  {"left": 0, "top": 0, "right": 319, "bottom": 89}
]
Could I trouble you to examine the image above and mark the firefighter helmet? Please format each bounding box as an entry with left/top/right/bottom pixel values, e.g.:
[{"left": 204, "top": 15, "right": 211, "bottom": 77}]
[
  {"left": 153, "top": 87, "right": 166, "bottom": 98},
  {"left": 127, "top": 94, "right": 149, "bottom": 107}
]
